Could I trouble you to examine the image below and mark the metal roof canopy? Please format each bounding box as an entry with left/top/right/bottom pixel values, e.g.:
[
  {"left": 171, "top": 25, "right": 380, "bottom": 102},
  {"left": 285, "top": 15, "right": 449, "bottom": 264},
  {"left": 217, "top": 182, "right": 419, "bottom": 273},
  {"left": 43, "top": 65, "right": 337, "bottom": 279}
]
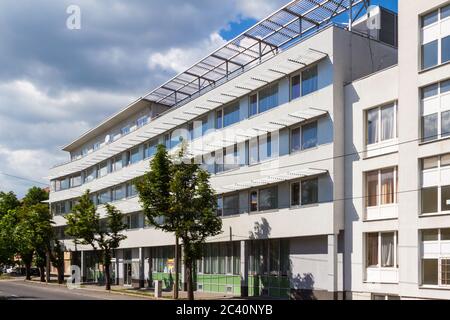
[
  {"left": 215, "top": 168, "right": 328, "bottom": 194},
  {"left": 143, "top": 0, "right": 369, "bottom": 108}
]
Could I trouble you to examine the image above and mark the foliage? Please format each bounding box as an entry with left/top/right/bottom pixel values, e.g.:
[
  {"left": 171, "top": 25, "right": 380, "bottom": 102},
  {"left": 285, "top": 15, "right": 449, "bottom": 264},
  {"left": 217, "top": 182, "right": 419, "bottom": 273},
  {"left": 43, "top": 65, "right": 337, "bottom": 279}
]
[
  {"left": 65, "top": 191, "right": 127, "bottom": 290},
  {"left": 0, "top": 191, "right": 20, "bottom": 218},
  {"left": 136, "top": 143, "right": 222, "bottom": 300},
  {"left": 22, "top": 186, "right": 49, "bottom": 207}
]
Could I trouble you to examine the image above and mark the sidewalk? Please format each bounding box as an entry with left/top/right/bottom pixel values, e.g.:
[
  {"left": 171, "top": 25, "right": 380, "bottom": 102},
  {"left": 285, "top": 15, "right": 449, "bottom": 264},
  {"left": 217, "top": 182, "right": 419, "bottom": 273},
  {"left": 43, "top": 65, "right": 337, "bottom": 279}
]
[{"left": 27, "top": 277, "right": 240, "bottom": 300}]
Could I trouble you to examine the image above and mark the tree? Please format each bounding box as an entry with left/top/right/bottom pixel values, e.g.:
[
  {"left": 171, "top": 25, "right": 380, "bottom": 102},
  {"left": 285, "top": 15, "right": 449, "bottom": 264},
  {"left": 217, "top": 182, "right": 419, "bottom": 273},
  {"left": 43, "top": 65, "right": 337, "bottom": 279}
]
[
  {"left": 136, "top": 144, "right": 222, "bottom": 300},
  {"left": 0, "top": 191, "right": 20, "bottom": 218},
  {"left": 65, "top": 191, "right": 127, "bottom": 290},
  {"left": 0, "top": 210, "right": 19, "bottom": 266},
  {"left": 49, "top": 240, "right": 66, "bottom": 284},
  {"left": 14, "top": 204, "right": 54, "bottom": 281},
  {"left": 22, "top": 187, "right": 49, "bottom": 207}
]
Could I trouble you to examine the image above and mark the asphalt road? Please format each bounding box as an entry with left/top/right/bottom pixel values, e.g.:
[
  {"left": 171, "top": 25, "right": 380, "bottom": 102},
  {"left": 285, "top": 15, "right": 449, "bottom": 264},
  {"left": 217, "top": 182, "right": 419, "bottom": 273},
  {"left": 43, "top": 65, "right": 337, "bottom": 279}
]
[{"left": 0, "top": 279, "right": 148, "bottom": 300}]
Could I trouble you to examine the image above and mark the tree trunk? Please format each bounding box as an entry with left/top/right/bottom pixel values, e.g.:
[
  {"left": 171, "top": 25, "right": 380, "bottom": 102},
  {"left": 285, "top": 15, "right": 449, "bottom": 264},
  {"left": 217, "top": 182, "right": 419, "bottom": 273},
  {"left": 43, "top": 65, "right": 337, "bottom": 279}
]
[
  {"left": 104, "top": 262, "right": 111, "bottom": 291},
  {"left": 185, "top": 259, "right": 194, "bottom": 301},
  {"left": 174, "top": 236, "right": 179, "bottom": 299},
  {"left": 25, "top": 262, "right": 31, "bottom": 281},
  {"left": 39, "top": 266, "right": 46, "bottom": 282},
  {"left": 57, "top": 265, "right": 65, "bottom": 284}
]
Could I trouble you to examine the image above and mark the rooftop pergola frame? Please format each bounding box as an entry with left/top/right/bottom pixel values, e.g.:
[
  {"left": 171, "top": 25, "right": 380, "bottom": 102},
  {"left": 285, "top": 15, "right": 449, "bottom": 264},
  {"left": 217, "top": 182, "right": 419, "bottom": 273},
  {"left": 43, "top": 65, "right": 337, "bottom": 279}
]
[{"left": 143, "top": 0, "right": 371, "bottom": 109}]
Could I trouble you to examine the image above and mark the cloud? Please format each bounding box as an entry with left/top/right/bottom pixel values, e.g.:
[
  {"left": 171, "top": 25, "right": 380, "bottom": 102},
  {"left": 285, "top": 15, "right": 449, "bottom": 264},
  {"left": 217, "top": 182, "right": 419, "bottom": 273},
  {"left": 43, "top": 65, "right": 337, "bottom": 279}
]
[{"left": 0, "top": 0, "right": 290, "bottom": 196}]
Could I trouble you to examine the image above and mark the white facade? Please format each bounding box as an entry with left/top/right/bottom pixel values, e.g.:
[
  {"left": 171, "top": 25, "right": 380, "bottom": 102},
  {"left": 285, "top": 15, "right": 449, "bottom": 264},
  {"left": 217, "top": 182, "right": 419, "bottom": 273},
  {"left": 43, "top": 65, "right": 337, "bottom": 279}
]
[{"left": 47, "top": 0, "right": 450, "bottom": 299}]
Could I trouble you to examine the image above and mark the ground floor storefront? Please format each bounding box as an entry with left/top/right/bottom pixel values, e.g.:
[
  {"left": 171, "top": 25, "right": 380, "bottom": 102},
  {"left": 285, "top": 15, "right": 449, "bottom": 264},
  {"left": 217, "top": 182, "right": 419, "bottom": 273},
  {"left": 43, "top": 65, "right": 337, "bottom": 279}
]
[{"left": 69, "top": 235, "right": 343, "bottom": 300}]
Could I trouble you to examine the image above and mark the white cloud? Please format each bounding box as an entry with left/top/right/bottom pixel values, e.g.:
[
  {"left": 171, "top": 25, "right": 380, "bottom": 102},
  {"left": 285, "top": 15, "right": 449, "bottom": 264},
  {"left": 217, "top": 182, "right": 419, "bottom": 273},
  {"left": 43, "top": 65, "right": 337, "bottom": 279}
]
[{"left": 147, "top": 32, "right": 227, "bottom": 73}]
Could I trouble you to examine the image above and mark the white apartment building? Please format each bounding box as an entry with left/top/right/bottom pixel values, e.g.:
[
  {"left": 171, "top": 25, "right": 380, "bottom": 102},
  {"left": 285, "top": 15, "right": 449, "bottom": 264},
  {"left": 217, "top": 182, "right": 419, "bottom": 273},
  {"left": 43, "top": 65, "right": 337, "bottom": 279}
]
[{"left": 47, "top": 0, "right": 450, "bottom": 300}]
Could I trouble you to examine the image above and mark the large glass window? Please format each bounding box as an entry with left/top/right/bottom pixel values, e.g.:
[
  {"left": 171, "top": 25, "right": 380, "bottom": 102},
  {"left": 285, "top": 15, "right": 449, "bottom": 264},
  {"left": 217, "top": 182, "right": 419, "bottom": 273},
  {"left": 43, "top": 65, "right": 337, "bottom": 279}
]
[
  {"left": 291, "top": 74, "right": 301, "bottom": 100},
  {"left": 301, "top": 178, "right": 318, "bottom": 205},
  {"left": 422, "top": 187, "right": 438, "bottom": 214},
  {"left": 144, "top": 140, "right": 158, "bottom": 159},
  {"left": 112, "top": 186, "right": 124, "bottom": 202},
  {"left": 366, "top": 232, "right": 397, "bottom": 269},
  {"left": 259, "top": 186, "right": 278, "bottom": 211},
  {"left": 126, "top": 183, "right": 137, "bottom": 198},
  {"left": 301, "top": 65, "right": 318, "bottom": 96},
  {"left": 129, "top": 147, "right": 142, "bottom": 165},
  {"left": 71, "top": 175, "right": 82, "bottom": 188},
  {"left": 111, "top": 155, "right": 123, "bottom": 172},
  {"left": 301, "top": 121, "right": 318, "bottom": 150},
  {"left": 290, "top": 128, "right": 301, "bottom": 153},
  {"left": 421, "top": 6, "right": 450, "bottom": 69},
  {"left": 422, "top": 40, "right": 439, "bottom": 69},
  {"left": 97, "top": 190, "right": 111, "bottom": 205},
  {"left": 98, "top": 162, "right": 108, "bottom": 178},
  {"left": 291, "top": 182, "right": 300, "bottom": 207},
  {"left": 223, "top": 194, "right": 239, "bottom": 216},
  {"left": 215, "top": 110, "right": 223, "bottom": 129},
  {"left": 366, "top": 103, "right": 397, "bottom": 145},
  {"left": 422, "top": 113, "right": 438, "bottom": 142},
  {"left": 366, "top": 167, "right": 398, "bottom": 207},
  {"left": 258, "top": 133, "right": 273, "bottom": 162},
  {"left": 423, "top": 259, "right": 439, "bottom": 285},
  {"left": 249, "top": 94, "right": 258, "bottom": 117},
  {"left": 223, "top": 103, "right": 240, "bottom": 128},
  {"left": 258, "top": 84, "right": 278, "bottom": 113}
]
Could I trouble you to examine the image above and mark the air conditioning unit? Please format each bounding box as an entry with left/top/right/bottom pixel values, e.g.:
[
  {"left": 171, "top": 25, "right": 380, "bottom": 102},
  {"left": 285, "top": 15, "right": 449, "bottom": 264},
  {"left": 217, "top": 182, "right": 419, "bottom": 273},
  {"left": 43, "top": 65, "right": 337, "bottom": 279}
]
[{"left": 352, "top": 6, "right": 398, "bottom": 47}]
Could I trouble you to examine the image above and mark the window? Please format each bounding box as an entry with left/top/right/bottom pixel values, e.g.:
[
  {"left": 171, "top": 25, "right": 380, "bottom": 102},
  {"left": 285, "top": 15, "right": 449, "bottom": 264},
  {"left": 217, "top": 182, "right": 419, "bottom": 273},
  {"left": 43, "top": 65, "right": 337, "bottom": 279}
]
[
  {"left": 301, "top": 178, "right": 318, "bottom": 205},
  {"left": 144, "top": 140, "right": 158, "bottom": 159},
  {"left": 421, "top": 6, "right": 450, "bottom": 69},
  {"left": 97, "top": 190, "right": 111, "bottom": 205},
  {"left": 60, "top": 177, "right": 70, "bottom": 190},
  {"left": 126, "top": 183, "right": 137, "bottom": 198},
  {"left": 421, "top": 228, "right": 450, "bottom": 286},
  {"left": 249, "top": 239, "right": 289, "bottom": 276},
  {"left": 301, "top": 121, "right": 318, "bottom": 150},
  {"left": 198, "top": 242, "right": 240, "bottom": 276},
  {"left": 111, "top": 155, "right": 123, "bottom": 172},
  {"left": 249, "top": 191, "right": 258, "bottom": 212},
  {"left": 258, "top": 84, "right": 278, "bottom": 113},
  {"left": 366, "top": 232, "right": 398, "bottom": 269},
  {"left": 129, "top": 147, "right": 142, "bottom": 165},
  {"left": 98, "top": 162, "right": 108, "bottom": 178},
  {"left": 259, "top": 186, "right": 278, "bottom": 211},
  {"left": 216, "top": 196, "right": 223, "bottom": 216},
  {"left": 249, "top": 137, "right": 259, "bottom": 165},
  {"left": 291, "top": 74, "right": 301, "bottom": 100},
  {"left": 223, "top": 103, "right": 240, "bottom": 128},
  {"left": 366, "top": 167, "right": 398, "bottom": 208},
  {"left": 366, "top": 103, "right": 397, "bottom": 145},
  {"left": 258, "top": 133, "right": 273, "bottom": 162},
  {"left": 291, "top": 182, "right": 300, "bottom": 206},
  {"left": 215, "top": 110, "right": 223, "bottom": 129},
  {"left": 71, "top": 175, "right": 82, "bottom": 188},
  {"left": 422, "top": 40, "right": 439, "bottom": 69},
  {"left": 170, "top": 131, "right": 183, "bottom": 149},
  {"left": 442, "top": 36, "right": 450, "bottom": 63},
  {"left": 84, "top": 167, "right": 96, "bottom": 183},
  {"left": 223, "top": 194, "right": 239, "bottom": 216},
  {"left": 112, "top": 186, "right": 124, "bottom": 202},
  {"left": 137, "top": 116, "right": 148, "bottom": 128},
  {"left": 421, "top": 154, "right": 450, "bottom": 214},
  {"left": 223, "top": 144, "right": 239, "bottom": 172},
  {"left": 249, "top": 94, "right": 258, "bottom": 117},
  {"left": 301, "top": 65, "right": 318, "bottom": 96},
  {"left": 121, "top": 125, "right": 130, "bottom": 136},
  {"left": 290, "top": 128, "right": 301, "bottom": 153}
]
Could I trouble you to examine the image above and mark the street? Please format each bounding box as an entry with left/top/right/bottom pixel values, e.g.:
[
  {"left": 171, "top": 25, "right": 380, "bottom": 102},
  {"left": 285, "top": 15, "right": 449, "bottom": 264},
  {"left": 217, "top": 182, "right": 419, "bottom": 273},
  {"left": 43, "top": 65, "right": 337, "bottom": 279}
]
[{"left": 0, "top": 279, "right": 148, "bottom": 300}]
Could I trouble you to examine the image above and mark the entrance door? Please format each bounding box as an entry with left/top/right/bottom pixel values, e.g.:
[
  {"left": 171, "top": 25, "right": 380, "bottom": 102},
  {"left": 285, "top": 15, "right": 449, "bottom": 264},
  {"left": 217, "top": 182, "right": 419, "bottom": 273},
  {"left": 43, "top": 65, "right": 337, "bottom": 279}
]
[{"left": 124, "top": 263, "right": 132, "bottom": 286}]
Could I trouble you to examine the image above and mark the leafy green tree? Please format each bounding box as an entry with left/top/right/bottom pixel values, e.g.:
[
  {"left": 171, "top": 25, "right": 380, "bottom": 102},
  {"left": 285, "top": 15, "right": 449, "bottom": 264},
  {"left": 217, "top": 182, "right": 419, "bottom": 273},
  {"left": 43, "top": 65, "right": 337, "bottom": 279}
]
[
  {"left": 0, "top": 191, "right": 20, "bottom": 218},
  {"left": 65, "top": 191, "right": 127, "bottom": 290},
  {"left": 0, "top": 210, "right": 19, "bottom": 266},
  {"left": 14, "top": 204, "right": 54, "bottom": 281},
  {"left": 49, "top": 240, "right": 66, "bottom": 284},
  {"left": 136, "top": 144, "right": 222, "bottom": 300},
  {"left": 22, "top": 187, "right": 49, "bottom": 207}
]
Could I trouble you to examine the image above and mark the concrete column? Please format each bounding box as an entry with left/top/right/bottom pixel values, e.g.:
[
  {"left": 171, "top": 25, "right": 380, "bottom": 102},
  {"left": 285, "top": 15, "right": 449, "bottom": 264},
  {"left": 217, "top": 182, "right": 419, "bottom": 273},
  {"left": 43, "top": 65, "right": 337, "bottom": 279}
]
[
  {"left": 327, "top": 234, "right": 338, "bottom": 299},
  {"left": 139, "top": 247, "right": 145, "bottom": 288},
  {"left": 240, "top": 240, "right": 248, "bottom": 297},
  {"left": 80, "top": 251, "right": 85, "bottom": 283},
  {"left": 115, "top": 256, "right": 120, "bottom": 285}
]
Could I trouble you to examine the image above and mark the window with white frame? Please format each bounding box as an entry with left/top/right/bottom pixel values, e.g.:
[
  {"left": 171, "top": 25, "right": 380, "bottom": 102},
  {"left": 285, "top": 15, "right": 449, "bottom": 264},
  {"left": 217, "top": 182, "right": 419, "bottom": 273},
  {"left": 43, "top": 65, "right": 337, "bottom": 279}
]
[
  {"left": 71, "top": 174, "right": 82, "bottom": 188},
  {"left": 366, "top": 167, "right": 398, "bottom": 208},
  {"left": 198, "top": 242, "right": 240, "bottom": 275},
  {"left": 421, "top": 228, "right": 450, "bottom": 286},
  {"left": 290, "top": 65, "right": 319, "bottom": 100},
  {"left": 366, "top": 103, "right": 397, "bottom": 146},
  {"left": 421, "top": 154, "right": 450, "bottom": 214},
  {"left": 137, "top": 115, "right": 148, "bottom": 128},
  {"left": 144, "top": 140, "right": 158, "bottom": 159},
  {"left": 421, "top": 80, "right": 450, "bottom": 142},
  {"left": 111, "top": 155, "right": 123, "bottom": 172},
  {"left": 126, "top": 182, "right": 137, "bottom": 198},
  {"left": 112, "top": 186, "right": 124, "bottom": 202},
  {"left": 98, "top": 161, "right": 108, "bottom": 178},
  {"left": 258, "top": 84, "right": 279, "bottom": 113},
  {"left": 97, "top": 190, "right": 111, "bottom": 205},
  {"left": 421, "top": 4, "right": 450, "bottom": 70},
  {"left": 366, "top": 232, "right": 398, "bottom": 269}
]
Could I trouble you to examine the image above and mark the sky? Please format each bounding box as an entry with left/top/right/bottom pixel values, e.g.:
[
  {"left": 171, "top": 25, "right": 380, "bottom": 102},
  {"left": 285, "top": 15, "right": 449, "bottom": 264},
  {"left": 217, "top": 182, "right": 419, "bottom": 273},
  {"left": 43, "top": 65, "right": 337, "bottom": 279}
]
[{"left": 0, "top": 0, "right": 398, "bottom": 197}]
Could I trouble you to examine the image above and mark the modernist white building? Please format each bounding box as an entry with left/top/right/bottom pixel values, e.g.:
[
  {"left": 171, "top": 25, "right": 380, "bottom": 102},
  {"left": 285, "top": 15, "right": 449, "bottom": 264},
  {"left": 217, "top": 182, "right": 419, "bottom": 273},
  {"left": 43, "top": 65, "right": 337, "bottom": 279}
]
[{"left": 48, "top": 0, "right": 450, "bottom": 300}]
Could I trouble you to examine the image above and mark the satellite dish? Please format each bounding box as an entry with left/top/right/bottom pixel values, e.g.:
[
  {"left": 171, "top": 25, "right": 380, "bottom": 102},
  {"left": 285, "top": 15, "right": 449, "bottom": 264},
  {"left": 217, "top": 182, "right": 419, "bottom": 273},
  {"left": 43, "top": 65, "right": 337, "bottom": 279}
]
[{"left": 105, "top": 134, "right": 111, "bottom": 144}]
